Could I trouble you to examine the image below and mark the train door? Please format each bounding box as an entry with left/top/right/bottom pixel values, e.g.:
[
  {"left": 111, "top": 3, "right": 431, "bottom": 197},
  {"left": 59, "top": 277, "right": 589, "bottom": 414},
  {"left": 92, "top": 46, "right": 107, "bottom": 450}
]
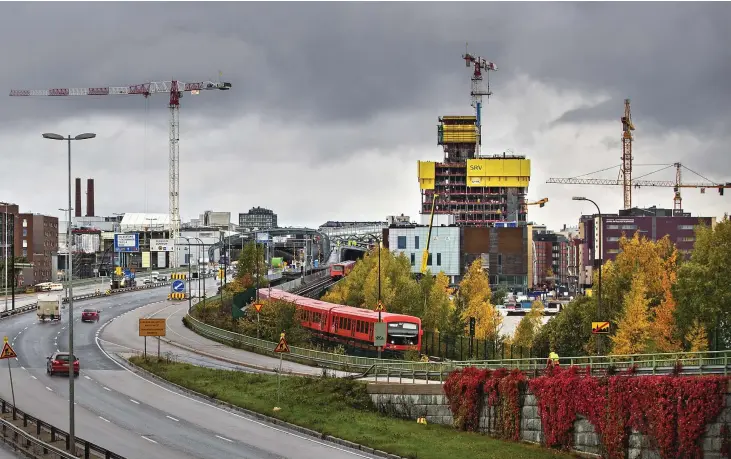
[{"left": 368, "top": 323, "right": 374, "bottom": 343}]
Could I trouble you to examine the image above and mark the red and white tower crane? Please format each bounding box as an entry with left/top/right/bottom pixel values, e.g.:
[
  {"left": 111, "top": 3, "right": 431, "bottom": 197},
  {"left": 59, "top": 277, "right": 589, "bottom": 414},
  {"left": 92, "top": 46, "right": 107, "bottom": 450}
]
[
  {"left": 462, "top": 45, "right": 497, "bottom": 156},
  {"left": 9, "top": 79, "right": 232, "bottom": 267}
]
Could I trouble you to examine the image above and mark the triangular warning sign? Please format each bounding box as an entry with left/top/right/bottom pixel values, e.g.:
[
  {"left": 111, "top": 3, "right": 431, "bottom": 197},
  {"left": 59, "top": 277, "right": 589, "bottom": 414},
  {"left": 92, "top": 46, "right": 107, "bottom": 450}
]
[
  {"left": 254, "top": 303, "right": 263, "bottom": 313},
  {"left": 0, "top": 342, "right": 17, "bottom": 360},
  {"left": 375, "top": 300, "right": 386, "bottom": 312},
  {"left": 274, "top": 337, "right": 290, "bottom": 353}
]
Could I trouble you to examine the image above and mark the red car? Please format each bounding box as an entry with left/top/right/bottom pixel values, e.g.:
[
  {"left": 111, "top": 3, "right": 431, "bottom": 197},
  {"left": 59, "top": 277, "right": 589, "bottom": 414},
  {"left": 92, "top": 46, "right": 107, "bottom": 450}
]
[
  {"left": 81, "top": 309, "right": 100, "bottom": 322},
  {"left": 46, "top": 352, "right": 79, "bottom": 377}
]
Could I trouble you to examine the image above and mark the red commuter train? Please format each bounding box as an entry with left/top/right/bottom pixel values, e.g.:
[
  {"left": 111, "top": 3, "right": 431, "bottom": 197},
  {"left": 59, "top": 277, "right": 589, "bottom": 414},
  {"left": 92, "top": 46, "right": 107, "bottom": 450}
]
[
  {"left": 258, "top": 288, "right": 422, "bottom": 353},
  {"left": 330, "top": 260, "right": 356, "bottom": 279}
]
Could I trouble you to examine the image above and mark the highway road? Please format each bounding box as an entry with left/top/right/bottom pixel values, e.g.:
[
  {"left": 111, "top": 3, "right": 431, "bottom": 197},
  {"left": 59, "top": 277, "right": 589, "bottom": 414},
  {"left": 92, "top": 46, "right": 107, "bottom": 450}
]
[
  {"left": 0, "top": 281, "right": 110, "bottom": 313},
  {"left": 0, "top": 279, "right": 380, "bottom": 459}
]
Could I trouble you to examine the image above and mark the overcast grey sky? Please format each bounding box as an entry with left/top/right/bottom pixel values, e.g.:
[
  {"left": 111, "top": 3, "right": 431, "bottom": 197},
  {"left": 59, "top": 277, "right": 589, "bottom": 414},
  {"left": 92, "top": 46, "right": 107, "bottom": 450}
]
[{"left": 1, "top": 2, "right": 729, "bottom": 230}]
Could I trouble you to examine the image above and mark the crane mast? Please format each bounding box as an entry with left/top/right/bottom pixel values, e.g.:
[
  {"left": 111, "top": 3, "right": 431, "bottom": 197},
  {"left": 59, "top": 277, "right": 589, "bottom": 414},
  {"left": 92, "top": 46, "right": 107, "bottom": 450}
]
[
  {"left": 462, "top": 46, "right": 497, "bottom": 156},
  {"left": 620, "top": 99, "right": 635, "bottom": 209},
  {"left": 10, "top": 79, "right": 231, "bottom": 267}
]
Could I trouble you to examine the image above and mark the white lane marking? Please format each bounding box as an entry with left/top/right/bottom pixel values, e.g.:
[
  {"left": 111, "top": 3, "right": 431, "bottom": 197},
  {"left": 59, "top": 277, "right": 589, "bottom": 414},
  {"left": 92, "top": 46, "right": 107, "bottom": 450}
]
[
  {"left": 20, "top": 366, "right": 25, "bottom": 370},
  {"left": 24, "top": 326, "right": 28, "bottom": 330},
  {"left": 140, "top": 435, "right": 157, "bottom": 444},
  {"left": 103, "top": 386, "right": 111, "bottom": 391},
  {"left": 84, "top": 375, "right": 92, "bottom": 380},
  {"left": 94, "top": 314, "right": 374, "bottom": 458},
  {"left": 130, "top": 399, "right": 140, "bottom": 404},
  {"left": 45, "top": 386, "right": 53, "bottom": 392},
  {"left": 166, "top": 415, "right": 179, "bottom": 422},
  {"left": 99, "top": 416, "right": 110, "bottom": 423},
  {"left": 215, "top": 435, "right": 233, "bottom": 443},
  {"left": 30, "top": 375, "right": 37, "bottom": 380}
]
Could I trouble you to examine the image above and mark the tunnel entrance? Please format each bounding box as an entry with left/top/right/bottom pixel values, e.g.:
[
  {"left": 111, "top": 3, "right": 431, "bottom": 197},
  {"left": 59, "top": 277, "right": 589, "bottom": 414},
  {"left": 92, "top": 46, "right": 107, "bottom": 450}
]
[{"left": 341, "top": 248, "right": 366, "bottom": 262}]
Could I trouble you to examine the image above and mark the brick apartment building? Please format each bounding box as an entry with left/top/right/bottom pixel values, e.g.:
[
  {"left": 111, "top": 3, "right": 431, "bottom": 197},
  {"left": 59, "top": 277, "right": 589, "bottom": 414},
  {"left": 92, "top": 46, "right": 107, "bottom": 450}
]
[
  {"left": 578, "top": 206, "right": 714, "bottom": 288},
  {"left": 1, "top": 202, "right": 58, "bottom": 286},
  {"left": 533, "top": 231, "right": 569, "bottom": 289}
]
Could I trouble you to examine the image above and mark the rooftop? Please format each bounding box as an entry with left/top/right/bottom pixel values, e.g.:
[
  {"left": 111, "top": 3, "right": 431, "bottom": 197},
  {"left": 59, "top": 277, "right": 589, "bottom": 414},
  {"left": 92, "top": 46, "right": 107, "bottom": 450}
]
[{"left": 119, "top": 213, "right": 170, "bottom": 231}]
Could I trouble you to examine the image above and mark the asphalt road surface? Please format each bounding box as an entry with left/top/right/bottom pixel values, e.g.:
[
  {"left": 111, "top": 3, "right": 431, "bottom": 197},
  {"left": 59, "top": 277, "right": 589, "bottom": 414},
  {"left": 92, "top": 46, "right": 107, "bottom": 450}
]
[
  {"left": 0, "top": 279, "right": 379, "bottom": 459},
  {"left": 0, "top": 281, "right": 110, "bottom": 313}
]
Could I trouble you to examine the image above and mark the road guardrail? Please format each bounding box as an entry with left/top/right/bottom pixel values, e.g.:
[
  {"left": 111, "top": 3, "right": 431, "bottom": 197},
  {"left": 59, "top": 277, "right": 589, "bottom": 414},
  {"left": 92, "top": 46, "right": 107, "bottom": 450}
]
[
  {"left": 0, "top": 278, "right": 191, "bottom": 321},
  {"left": 0, "top": 396, "right": 125, "bottom": 458},
  {"left": 184, "top": 314, "right": 731, "bottom": 381}
]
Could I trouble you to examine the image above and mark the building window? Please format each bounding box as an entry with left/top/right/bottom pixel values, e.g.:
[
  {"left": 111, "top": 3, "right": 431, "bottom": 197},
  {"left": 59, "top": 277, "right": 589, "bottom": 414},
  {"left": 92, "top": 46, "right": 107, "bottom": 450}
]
[
  {"left": 22, "top": 229, "right": 27, "bottom": 237},
  {"left": 620, "top": 225, "right": 637, "bottom": 230},
  {"left": 410, "top": 253, "right": 415, "bottom": 266},
  {"left": 606, "top": 236, "right": 620, "bottom": 242},
  {"left": 397, "top": 236, "right": 406, "bottom": 249},
  {"left": 678, "top": 237, "right": 695, "bottom": 242},
  {"left": 22, "top": 249, "right": 27, "bottom": 257},
  {"left": 678, "top": 225, "right": 695, "bottom": 231},
  {"left": 427, "top": 253, "right": 432, "bottom": 266},
  {"left": 607, "top": 249, "right": 620, "bottom": 254},
  {"left": 437, "top": 253, "right": 442, "bottom": 266},
  {"left": 414, "top": 236, "right": 419, "bottom": 250},
  {"left": 607, "top": 225, "right": 619, "bottom": 230}
]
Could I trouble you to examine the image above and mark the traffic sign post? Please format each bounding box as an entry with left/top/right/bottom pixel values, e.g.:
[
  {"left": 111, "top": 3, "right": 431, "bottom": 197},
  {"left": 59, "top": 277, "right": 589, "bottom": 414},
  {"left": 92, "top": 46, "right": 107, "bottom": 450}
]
[
  {"left": 274, "top": 333, "right": 290, "bottom": 408},
  {"left": 254, "top": 303, "right": 263, "bottom": 339},
  {"left": 171, "top": 279, "right": 186, "bottom": 293},
  {"left": 139, "top": 318, "right": 166, "bottom": 359},
  {"left": 1, "top": 337, "right": 17, "bottom": 415},
  {"left": 375, "top": 300, "right": 385, "bottom": 359}
]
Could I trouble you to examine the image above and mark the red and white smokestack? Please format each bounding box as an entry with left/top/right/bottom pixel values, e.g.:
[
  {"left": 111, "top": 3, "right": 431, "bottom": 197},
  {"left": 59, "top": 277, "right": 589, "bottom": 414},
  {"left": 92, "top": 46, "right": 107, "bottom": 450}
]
[
  {"left": 74, "top": 178, "right": 82, "bottom": 217},
  {"left": 86, "top": 179, "right": 95, "bottom": 217}
]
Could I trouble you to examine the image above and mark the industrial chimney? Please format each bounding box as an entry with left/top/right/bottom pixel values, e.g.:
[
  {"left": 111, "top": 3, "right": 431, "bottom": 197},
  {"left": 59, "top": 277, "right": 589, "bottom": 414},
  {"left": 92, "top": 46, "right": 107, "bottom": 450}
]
[
  {"left": 74, "top": 178, "right": 82, "bottom": 217},
  {"left": 86, "top": 178, "right": 95, "bottom": 217}
]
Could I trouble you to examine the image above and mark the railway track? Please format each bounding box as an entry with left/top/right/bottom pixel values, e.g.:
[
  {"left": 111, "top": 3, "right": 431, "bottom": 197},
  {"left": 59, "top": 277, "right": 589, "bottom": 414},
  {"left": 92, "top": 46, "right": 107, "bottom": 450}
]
[{"left": 292, "top": 276, "right": 338, "bottom": 298}]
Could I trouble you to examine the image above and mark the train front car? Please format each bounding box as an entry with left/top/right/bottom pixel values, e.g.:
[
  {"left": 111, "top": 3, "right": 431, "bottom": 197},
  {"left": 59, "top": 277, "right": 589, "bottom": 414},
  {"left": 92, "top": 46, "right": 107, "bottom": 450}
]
[
  {"left": 330, "top": 263, "right": 345, "bottom": 279},
  {"left": 382, "top": 315, "right": 422, "bottom": 352}
]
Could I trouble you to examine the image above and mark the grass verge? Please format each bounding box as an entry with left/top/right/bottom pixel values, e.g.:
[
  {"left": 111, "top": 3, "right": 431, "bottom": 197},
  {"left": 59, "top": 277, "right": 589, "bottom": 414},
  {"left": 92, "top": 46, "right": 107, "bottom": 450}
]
[{"left": 129, "top": 357, "right": 571, "bottom": 459}]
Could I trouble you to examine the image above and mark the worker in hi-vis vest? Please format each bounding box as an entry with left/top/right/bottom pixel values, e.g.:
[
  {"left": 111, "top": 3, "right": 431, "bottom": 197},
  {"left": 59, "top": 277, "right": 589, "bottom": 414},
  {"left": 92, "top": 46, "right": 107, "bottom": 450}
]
[{"left": 547, "top": 350, "right": 559, "bottom": 367}]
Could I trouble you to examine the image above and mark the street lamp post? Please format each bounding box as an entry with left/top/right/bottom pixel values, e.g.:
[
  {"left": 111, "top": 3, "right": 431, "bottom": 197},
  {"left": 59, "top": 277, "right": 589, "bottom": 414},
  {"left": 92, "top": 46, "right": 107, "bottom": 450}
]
[
  {"left": 192, "top": 237, "right": 205, "bottom": 307},
  {"left": 377, "top": 237, "right": 382, "bottom": 360},
  {"left": 573, "top": 196, "right": 603, "bottom": 355},
  {"left": 43, "top": 132, "right": 96, "bottom": 453},
  {"left": 181, "top": 237, "right": 193, "bottom": 312}
]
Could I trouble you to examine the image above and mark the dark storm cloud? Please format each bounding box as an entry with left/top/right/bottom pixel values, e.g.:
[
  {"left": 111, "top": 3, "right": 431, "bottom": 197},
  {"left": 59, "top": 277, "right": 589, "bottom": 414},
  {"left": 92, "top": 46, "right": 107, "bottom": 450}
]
[{"left": 0, "top": 2, "right": 729, "bottom": 136}]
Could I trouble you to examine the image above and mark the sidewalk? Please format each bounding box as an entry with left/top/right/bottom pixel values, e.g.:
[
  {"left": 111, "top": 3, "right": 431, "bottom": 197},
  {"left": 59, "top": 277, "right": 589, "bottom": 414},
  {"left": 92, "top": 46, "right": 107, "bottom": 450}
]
[{"left": 147, "top": 302, "right": 356, "bottom": 378}]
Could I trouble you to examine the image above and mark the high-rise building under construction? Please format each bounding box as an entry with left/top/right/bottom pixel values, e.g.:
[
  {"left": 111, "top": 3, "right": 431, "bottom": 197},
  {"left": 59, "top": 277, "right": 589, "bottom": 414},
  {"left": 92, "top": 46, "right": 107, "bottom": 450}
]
[{"left": 417, "top": 115, "right": 531, "bottom": 226}]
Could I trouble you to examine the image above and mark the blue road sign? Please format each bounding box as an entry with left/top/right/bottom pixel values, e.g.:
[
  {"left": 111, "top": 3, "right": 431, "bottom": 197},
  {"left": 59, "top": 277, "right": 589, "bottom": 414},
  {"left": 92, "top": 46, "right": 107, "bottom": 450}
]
[{"left": 172, "top": 280, "right": 185, "bottom": 292}]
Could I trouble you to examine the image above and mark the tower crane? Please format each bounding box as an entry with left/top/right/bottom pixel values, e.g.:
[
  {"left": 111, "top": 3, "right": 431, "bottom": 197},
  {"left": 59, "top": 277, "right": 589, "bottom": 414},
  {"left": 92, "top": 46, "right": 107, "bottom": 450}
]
[
  {"left": 10, "top": 79, "right": 232, "bottom": 267},
  {"left": 547, "top": 163, "right": 731, "bottom": 213},
  {"left": 620, "top": 99, "right": 635, "bottom": 209},
  {"left": 462, "top": 45, "right": 497, "bottom": 156}
]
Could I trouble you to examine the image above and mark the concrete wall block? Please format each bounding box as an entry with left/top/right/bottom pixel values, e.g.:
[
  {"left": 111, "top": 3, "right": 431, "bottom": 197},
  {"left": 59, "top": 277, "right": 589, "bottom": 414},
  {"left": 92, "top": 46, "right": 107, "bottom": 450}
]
[
  {"left": 425, "top": 415, "right": 453, "bottom": 426},
  {"left": 526, "top": 418, "right": 542, "bottom": 432},
  {"left": 426, "top": 404, "right": 451, "bottom": 417},
  {"left": 523, "top": 394, "right": 537, "bottom": 406},
  {"left": 703, "top": 436, "right": 723, "bottom": 453},
  {"left": 704, "top": 422, "right": 723, "bottom": 438},
  {"left": 521, "top": 405, "right": 537, "bottom": 420}
]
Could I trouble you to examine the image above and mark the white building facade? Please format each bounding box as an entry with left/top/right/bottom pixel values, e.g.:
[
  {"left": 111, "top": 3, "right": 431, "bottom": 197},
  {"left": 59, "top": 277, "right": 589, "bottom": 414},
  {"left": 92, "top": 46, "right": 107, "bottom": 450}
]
[{"left": 388, "top": 226, "right": 461, "bottom": 283}]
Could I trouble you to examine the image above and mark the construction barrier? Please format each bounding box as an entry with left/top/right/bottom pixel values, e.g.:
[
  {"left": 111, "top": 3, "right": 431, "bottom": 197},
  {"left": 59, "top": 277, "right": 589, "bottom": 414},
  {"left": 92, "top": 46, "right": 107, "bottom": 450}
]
[
  {"left": 168, "top": 292, "right": 187, "bottom": 300},
  {"left": 171, "top": 273, "right": 187, "bottom": 280}
]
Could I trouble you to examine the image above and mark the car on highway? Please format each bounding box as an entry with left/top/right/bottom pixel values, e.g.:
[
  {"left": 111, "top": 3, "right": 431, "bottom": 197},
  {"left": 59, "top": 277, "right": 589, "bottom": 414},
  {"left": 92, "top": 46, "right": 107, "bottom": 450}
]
[
  {"left": 81, "top": 308, "right": 100, "bottom": 322},
  {"left": 46, "top": 352, "right": 79, "bottom": 377}
]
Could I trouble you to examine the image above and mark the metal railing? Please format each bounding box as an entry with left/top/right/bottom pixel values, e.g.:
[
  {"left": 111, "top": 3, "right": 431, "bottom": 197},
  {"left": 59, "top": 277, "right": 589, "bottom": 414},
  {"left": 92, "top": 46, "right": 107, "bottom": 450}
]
[
  {"left": 184, "top": 314, "right": 731, "bottom": 381},
  {"left": 0, "top": 397, "right": 125, "bottom": 458}
]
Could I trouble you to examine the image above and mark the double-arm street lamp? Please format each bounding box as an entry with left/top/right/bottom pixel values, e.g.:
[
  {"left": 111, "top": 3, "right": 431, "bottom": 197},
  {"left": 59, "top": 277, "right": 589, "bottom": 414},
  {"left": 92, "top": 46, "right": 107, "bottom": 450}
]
[
  {"left": 43, "top": 132, "right": 96, "bottom": 452},
  {"left": 572, "top": 196, "right": 603, "bottom": 355}
]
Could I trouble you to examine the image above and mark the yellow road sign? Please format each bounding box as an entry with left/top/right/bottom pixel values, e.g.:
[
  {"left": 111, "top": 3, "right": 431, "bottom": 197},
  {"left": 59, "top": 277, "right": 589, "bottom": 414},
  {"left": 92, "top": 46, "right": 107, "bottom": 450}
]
[
  {"left": 139, "top": 318, "right": 167, "bottom": 337},
  {"left": 254, "top": 303, "right": 263, "bottom": 313},
  {"left": 274, "top": 336, "right": 290, "bottom": 353},
  {"left": 375, "top": 300, "right": 386, "bottom": 312},
  {"left": 592, "top": 321, "right": 610, "bottom": 334},
  {"left": 0, "top": 342, "right": 17, "bottom": 360}
]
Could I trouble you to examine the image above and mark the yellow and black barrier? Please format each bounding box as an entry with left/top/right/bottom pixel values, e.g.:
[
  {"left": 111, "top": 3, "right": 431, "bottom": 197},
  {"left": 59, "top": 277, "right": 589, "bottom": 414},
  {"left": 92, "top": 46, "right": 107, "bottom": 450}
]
[
  {"left": 168, "top": 292, "right": 187, "bottom": 300},
  {"left": 171, "top": 273, "right": 187, "bottom": 280}
]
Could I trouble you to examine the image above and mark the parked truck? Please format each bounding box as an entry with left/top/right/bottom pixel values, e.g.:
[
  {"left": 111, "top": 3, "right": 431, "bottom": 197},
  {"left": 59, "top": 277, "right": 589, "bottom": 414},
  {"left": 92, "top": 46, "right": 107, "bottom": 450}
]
[{"left": 37, "top": 293, "right": 62, "bottom": 322}]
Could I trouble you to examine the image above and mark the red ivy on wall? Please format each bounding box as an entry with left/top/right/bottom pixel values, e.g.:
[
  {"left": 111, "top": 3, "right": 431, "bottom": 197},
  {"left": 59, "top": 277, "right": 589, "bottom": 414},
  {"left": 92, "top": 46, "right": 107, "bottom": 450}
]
[
  {"left": 443, "top": 367, "right": 525, "bottom": 441},
  {"left": 528, "top": 366, "right": 728, "bottom": 459},
  {"left": 443, "top": 366, "right": 728, "bottom": 458}
]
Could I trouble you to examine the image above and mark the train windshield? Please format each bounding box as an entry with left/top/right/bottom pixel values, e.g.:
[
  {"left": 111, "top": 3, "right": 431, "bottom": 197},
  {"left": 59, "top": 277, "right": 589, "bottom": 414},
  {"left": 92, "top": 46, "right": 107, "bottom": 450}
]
[
  {"left": 387, "top": 322, "right": 419, "bottom": 346},
  {"left": 332, "top": 266, "right": 343, "bottom": 272}
]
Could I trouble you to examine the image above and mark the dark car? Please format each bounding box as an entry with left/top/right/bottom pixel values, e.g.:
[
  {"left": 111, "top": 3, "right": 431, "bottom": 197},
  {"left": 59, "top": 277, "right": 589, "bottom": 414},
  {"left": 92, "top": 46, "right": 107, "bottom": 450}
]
[
  {"left": 46, "top": 352, "right": 79, "bottom": 377},
  {"left": 81, "top": 309, "right": 100, "bottom": 322}
]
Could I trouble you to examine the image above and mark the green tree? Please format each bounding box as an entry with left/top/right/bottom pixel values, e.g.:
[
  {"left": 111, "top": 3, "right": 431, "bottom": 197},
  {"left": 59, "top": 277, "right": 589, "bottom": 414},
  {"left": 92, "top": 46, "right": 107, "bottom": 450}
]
[
  {"left": 0, "top": 256, "right": 28, "bottom": 289},
  {"left": 512, "top": 300, "right": 545, "bottom": 350},
  {"left": 236, "top": 299, "right": 309, "bottom": 344},
  {"left": 674, "top": 220, "right": 731, "bottom": 350},
  {"left": 491, "top": 286, "right": 508, "bottom": 306},
  {"left": 532, "top": 296, "right": 595, "bottom": 358},
  {"left": 234, "top": 242, "right": 269, "bottom": 290},
  {"left": 422, "top": 272, "right": 453, "bottom": 332},
  {"left": 611, "top": 275, "right": 652, "bottom": 355}
]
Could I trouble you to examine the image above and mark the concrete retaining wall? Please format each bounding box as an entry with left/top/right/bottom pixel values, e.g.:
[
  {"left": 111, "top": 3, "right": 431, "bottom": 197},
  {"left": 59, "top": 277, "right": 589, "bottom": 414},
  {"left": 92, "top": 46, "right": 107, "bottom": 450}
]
[{"left": 367, "top": 383, "right": 730, "bottom": 458}]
